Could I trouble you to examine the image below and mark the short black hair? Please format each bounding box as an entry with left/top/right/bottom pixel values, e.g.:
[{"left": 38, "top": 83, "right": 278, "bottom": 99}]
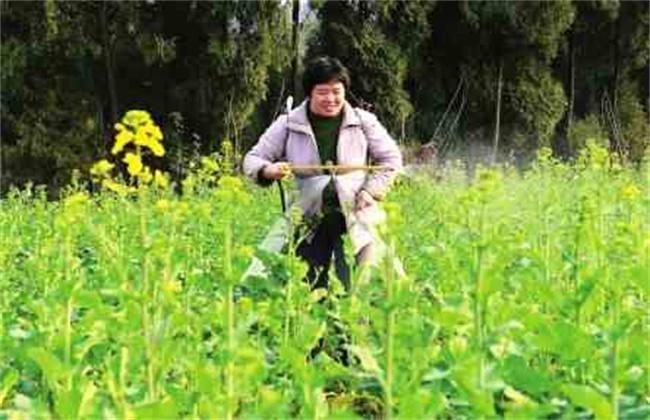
[{"left": 302, "top": 56, "right": 351, "bottom": 97}]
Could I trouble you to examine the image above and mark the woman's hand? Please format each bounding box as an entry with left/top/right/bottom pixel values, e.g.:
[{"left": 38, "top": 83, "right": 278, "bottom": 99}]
[
  {"left": 355, "top": 189, "right": 375, "bottom": 211},
  {"left": 262, "top": 162, "right": 292, "bottom": 180}
]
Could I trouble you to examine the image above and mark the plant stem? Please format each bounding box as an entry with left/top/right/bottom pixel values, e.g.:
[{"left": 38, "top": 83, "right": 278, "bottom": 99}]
[
  {"left": 473, "top": 245, "right": 485, "bottom": 389},
  {"left": 284, "top": 223, "right": 296, "bottom": 346},
  {"left": 384, "top": 239, "right": 395, "bottom": 420},
  {"left": 139, "top": 187, "right": 155, "bottom": 401},
  {"left": 64, "top": 230, "right": 73, "bottom": 390},
  {"left": 224, "top": 219, "right": 235, "bottom": 420},
  {"left": 473, "top": 204, "right": 486, "bottom": 389},
  {"left": 609, "top": 265, "right": 620, "bottom": 417}
]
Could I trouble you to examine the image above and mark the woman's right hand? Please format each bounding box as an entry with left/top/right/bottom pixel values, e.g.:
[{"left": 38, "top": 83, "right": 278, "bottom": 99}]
[{"left": 262, "top": 162, "right": 292, "bottom": 180}]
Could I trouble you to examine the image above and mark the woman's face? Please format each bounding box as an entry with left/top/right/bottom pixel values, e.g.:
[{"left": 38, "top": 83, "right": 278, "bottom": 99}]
[{"left": 309, "top": 80, "right": 345, "bottom": 117}]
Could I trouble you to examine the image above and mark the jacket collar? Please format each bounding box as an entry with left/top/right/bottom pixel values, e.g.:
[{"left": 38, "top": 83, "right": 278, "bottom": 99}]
[{"left": 288, "top": 100, "right": 360, "bottom": 135}]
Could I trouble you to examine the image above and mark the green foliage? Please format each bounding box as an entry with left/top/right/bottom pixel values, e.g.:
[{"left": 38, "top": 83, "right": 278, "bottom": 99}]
[
  {"left": 615, "top": 80, "right": 650, "bottom": 162},
  {"left": 205, "top": 1, "right": 291, "bottom": 150},
  {"left": 518, "top": 0, "right": 575, "bottom": 63},
  {"left": 0, "top": 0, "right": 292, "bottom": 195},
  {"left": 136, "top": 33, "right": 177, "bottom": 67},
  {"left": 0, "top": 39, "right": 27, "bottom": 111},
  {"left": 409, "top": 0, "right": 575, "bottom": 152},
  {"left": 1, "top": 151, "right": 648, "bottom": 417},
  {"left": 558, "top": 1, "right": 648, "bottom": 161},
  {"left": 569, "top": 114, "right": 609, "bottom": 153},
  {"left": 510, "top": 59, "right": 567, "bottom": 146},
  {"left": 311, "top": 0, "right": 433, "bottom": 136}
]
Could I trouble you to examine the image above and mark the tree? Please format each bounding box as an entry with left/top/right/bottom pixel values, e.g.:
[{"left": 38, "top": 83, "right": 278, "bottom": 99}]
[
  {"left": 554, "top": 0, "right": 648, "bottom": 160},
  {"left": 309, "top": 0, "right": 434, "bottom": 140},
  {"left": 459, "top": 0, "right": 574, "bottom": 159},
  {"left": 1, "top": 0, "right": 293, "bottom": 193},
  {"left": 1, "top": 1, "right": 111, "bottom": 193}
]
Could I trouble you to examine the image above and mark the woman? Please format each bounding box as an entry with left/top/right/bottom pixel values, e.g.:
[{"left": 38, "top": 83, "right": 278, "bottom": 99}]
[{"left": 243, "top": 56, "right": 402, "bottom": 291}]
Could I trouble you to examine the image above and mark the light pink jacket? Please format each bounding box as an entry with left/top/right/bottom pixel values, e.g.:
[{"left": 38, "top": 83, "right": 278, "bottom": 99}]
[{"left": 243, "top": 100, "right": 403, "bottom": 253}]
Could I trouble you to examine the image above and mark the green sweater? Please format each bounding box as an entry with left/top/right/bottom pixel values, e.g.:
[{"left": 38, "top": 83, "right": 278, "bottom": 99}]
[{"left": 308, "top": 109, "right": 343, "bottom": 213}]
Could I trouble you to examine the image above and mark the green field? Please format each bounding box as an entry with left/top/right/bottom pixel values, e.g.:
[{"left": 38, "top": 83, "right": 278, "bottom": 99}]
[{"left": 1, "top": 146, "right": 648, "bottom": 418}]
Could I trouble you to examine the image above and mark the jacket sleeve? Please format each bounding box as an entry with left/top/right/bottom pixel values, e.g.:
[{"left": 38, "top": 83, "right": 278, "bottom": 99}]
[
  {"left": 243, "top": 116, "right": 287, "bottom": 186},
  {"left": 358, "top": 110, "right": 403, "bottom": 200}
]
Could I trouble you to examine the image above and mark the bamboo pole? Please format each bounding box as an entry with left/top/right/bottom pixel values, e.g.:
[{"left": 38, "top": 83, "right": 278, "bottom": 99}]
[{"left": 289, "top": 164, "right": 386, "bottom": 174}]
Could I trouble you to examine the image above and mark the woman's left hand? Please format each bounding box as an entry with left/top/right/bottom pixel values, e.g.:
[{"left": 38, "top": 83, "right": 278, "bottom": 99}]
[{"left": 355, "top": 189, "right": 375, "bottom": 211}]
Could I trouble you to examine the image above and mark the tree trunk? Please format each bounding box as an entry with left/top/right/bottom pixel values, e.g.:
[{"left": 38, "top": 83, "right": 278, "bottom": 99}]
[
  {"left": 291, "top": 0, "right": 302, "bottom": 100},
  {"left": 100, "top": 2, "right": 118, "bottom": 126},
  {"left": 566, "top": 32, "right": 575, "bottom": 149},
  {"left": 611, "top": 16, "right": 625, "bottom": 158},
  {"left": 559, "top": 30, "right": 576, "bottom": 157},
  {"left": 492, "top": 58, "right": 503, "bottom": 164},
  {"left": 0, "top": 131, "right": 3, "bottom": 194},
  {"left": 612, "top": 15, "right": 620, "bottom": 108}
]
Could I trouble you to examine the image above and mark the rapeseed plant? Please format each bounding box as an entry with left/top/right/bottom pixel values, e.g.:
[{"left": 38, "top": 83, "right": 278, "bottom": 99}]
[
  {"left": 621, "top": 184, "right": 641, "bottom": 201},
  {"left": 89, "top": 159, "right": 114, "bottom": 176},
  {"left": 123, "top": 152, "right": 143, "bottom": 176},
  {"left": 90, "top": 110, "right": 169, "bottom": 194},
  {"left": 578, "top": 139, "right": 611, "bottom": 170},
  {"left": 4, "top": 123, "right": 648, "bottom": 418},
  {"left": 112, "top": 110, "right": 164, "bottom": 157}
]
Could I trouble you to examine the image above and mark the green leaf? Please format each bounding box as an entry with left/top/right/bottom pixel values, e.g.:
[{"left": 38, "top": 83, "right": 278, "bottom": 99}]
[
  {"left": 531, "top": 320, "right": 594, "bottom": 361},
  {"left": 505, "top": 402, "right": 556, "bottom": 419},
  {"left": 132, "top": 398, "right": 178, "bottom": 419},
  {"left": 0, "top": 370, "right": 19, "bottom": 405},
  {"left": 74, "top": 289, "right": 102, "bottom": 308},
  {"left": 398, "top": 388, "right": 447, "bottom": 418},
  {"left": 609, "top": 313, "right": 636, "bottom": 342},
  {"left": 436, "top": 306, "right": 472, "bottom": 328},
  {"left": 296, "top": 318, "right": 326, "bottom": 353},
  {"left": 452, "top": 355, "right": 498, "bottom": 416},
  {"left": 56, "top": 387, "right": 81, "bottom": 420},
  {"left": 561, "top": 384, "right": 614, "bottom": 420},
  {"left": 346, "top": 345, "right": 382, "bottom": 376},
  {"left": 502, "top": 355, "right": 554, "bottom": 397},
  {"left": 27, "top": 347, "right": 66, "bottom": 385}
]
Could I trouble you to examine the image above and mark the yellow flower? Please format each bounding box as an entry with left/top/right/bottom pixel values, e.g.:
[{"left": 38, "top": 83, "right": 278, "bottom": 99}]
[
  {"left": 156, "top": 199, "right": 171, "bottom": 211},
  {"left": 112, "top": 130, "right": 134, "bottom": 155},
  {"left": 238, "top": 246, "right": 254, "bottom": 259},
  {"left": 123, "top": 110, "right": 152, "bottom": 128},
  {"left": 102, "top": 179, "right": 135, "bottom": 196},
  {"left": 201, "top": 156, "right": 220, "bottom": 173},
  {"left": 90, "top": 159, "right": 114, "bottom": 177},
  {"left": 154, "top": 170, "right": 169, "bottom": 188},
  {"left": 132, "top": 128, "right": 165, "bottom": 157},
  {"left": 64, "top": 192, "right": 89, "bottom": 208},
  {"left": 123, "top": 152, "right": 143, "bottom": 176},
  {"left": 139, "top": 166, "right": 153, "bottom": 183},
  {"left": 449, "top": 335, "right": 468, "bottom": 356},
  {"left": 148, "top": 139, "right": 165, "bottom": 157},
  {"left": 161, "top": 279, "right": 182, "bottom": 294},
  {"left": 153, "top": 125, "right": 163, "bottom": 141},
  {"left": 621, "top": 184, "right": 641, "bottom": 201},
  {"left": 134, "top": 129, "right": 149, "bottom": 147},
  {"left": 259, "top": 386, "right": 282, "bottom": 406},
  {"left": 143, "top": 122, "right": 163, "bottom": 141},
  {"left": 238, "top": 297, "right": 253, "bottom": 312},
  {"left": 218, "top": 175, "right": 244, "bottom": 190},
  {"left": 112, "top": 110, "right": 166, "bottom": 158}
]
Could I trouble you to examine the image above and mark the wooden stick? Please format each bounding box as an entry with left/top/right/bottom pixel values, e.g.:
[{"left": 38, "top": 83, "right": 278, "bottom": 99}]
[{"left": 289, "top": 164, "right": 385, "bottom": 173}]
